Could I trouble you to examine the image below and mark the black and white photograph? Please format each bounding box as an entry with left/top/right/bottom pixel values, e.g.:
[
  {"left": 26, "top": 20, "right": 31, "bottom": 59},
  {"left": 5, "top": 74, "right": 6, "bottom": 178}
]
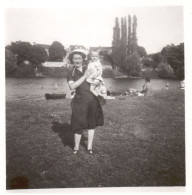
[{"left": 2, "top": 0, "right": 192, "bottom": 193}]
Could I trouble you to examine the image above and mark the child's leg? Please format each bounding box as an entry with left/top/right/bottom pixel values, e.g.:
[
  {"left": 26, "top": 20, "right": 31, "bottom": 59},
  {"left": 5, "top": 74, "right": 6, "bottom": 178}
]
[
  {"left": 90, "top": 84, "right": 99, "bottom": 96},
  {"left": 95, "top": 85, "right": 102, "bottom": 96}
]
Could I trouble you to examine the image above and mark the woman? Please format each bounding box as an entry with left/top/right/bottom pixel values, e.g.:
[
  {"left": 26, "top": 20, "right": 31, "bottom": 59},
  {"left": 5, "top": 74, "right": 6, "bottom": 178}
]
[{"left": 67, "top": 49, "right": 104, "bottom": 154}]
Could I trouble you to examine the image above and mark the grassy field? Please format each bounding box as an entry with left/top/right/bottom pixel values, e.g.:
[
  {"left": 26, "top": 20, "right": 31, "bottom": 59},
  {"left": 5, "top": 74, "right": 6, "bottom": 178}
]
[{"left": 6, "top": 89, "right": 185, "bottom": 189}]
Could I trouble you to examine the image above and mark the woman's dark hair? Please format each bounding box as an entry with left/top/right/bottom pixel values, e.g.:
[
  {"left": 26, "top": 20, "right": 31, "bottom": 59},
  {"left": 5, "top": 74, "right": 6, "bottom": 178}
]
[
  {"left": 68, "top": 52, "right": 86, "bottom": 64},
  {"left": 145, "top": 76, "right": 150, "bottom": 82}
]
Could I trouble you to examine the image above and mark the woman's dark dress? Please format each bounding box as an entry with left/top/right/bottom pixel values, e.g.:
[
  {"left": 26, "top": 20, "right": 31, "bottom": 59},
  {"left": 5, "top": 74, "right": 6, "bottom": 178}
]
[{"left": 67, "top": 65, "right": 104, "bottom": 135}]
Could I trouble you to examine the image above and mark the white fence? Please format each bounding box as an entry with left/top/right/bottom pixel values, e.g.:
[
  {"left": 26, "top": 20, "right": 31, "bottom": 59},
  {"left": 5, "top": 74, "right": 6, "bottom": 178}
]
[{"left": 42, "top": 61, "right": 70, "bottom": 67}]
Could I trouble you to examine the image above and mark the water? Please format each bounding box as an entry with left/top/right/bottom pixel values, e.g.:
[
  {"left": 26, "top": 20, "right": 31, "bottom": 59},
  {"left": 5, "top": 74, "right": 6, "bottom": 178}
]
[{"left": 6, "top": 77, "right": 180, "bottom": 100}]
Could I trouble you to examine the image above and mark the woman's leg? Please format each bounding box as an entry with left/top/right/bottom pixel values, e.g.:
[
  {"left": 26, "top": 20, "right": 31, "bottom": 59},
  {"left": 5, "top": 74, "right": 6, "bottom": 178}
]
[
  {"left": 87, "top": 129, "right": 95, "bottom": 150},
  {"left": 74, "top": 133, "right": 82, "bottom": 151}
]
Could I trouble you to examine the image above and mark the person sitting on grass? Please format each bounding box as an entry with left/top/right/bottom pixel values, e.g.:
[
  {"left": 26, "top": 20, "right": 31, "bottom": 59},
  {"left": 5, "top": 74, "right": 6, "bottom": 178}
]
[{"left": 137, "top": 76, "right": 152, "bottom": 96}]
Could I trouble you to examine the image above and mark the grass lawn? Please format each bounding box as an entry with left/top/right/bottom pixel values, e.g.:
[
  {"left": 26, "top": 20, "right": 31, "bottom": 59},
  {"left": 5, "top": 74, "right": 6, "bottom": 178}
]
[{"left": 6, "top": 89, "right": 185, "bottom": 189}]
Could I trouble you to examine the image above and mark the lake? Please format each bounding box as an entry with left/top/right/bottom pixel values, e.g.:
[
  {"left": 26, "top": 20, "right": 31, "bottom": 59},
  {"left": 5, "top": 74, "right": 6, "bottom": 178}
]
[{"left": 6, "top": 77, "right": 181, "bottom": 101}]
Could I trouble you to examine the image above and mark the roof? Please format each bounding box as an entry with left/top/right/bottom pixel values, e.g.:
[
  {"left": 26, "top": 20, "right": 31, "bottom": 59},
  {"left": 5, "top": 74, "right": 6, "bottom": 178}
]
[{"left": 89, "top": 46, "right": 112, "bottom": 51}]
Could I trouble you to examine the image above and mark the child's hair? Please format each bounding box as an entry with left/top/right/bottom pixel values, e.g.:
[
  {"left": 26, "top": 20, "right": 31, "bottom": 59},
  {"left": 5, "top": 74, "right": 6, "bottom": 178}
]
[{"left": 88, "top": 49, "right": 101, "bottom": 60}]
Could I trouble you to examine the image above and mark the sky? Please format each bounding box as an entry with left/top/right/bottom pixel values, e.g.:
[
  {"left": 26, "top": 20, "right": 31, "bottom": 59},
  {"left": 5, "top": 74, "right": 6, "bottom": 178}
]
[{"left": 5, "top": 6, "right": 183, "bottom": 54}]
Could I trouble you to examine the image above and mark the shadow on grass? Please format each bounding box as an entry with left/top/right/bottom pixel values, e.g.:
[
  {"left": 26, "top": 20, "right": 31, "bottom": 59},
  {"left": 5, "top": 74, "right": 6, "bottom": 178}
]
[
  {"left": 51, "top": 121, "right": 87, "bottom": 149},
  {"left": 52, "top": 122, "right": 74, "bottom": 149}
]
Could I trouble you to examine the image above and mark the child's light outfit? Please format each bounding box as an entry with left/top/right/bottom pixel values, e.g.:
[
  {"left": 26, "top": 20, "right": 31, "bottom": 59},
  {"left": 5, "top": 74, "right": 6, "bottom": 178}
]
[
  {"left": 86, "top": 60, "right": 103, "bottom": 84},
  {"left": 86, "top": 60, "right": 107, "bottom": 100}
]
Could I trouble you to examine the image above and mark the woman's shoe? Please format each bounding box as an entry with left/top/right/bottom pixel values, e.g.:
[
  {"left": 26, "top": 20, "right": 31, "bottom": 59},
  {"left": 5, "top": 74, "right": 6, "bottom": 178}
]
[
  {"left": 87, "top": 149, "right": 93, "bottom": 154},
  {"left": 73, "top": 150, "right": 79, "bottom": 154}
]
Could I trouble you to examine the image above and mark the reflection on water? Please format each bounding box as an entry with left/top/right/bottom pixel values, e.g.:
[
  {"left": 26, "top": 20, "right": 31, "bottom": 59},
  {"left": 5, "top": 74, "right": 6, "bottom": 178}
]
[{"left": 6, "top": 77, "right": 180, "bottom": 100}]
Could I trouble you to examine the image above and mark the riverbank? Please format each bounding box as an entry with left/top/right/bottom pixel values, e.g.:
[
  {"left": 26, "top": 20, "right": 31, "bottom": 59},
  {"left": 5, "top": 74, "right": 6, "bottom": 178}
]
[
  {"left": 6, "top": 65, "right": 115, "bottom": 78},
  {"left": 6, "top": 89, "right": 185, "bottom": 189},
  {"left": 6, "top": 65, "right": 182, "bottom": 79}
]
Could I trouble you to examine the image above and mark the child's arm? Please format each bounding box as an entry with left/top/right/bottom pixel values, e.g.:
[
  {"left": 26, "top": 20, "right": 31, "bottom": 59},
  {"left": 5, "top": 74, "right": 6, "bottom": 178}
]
[
  {"left": 91, "top": 67, "right": 102, "bottom": 79},
  {"left": 87, "top": 63, "right": 96, "bottom": 79}
]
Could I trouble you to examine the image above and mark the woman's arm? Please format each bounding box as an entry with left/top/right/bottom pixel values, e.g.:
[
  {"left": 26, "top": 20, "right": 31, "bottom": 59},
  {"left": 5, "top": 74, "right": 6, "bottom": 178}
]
[
  {"left": 68, "top": 75, "right": 86, "bottom": 90},
  {"left": 68, "top": 69, "right": 92, "bottom": 90}
]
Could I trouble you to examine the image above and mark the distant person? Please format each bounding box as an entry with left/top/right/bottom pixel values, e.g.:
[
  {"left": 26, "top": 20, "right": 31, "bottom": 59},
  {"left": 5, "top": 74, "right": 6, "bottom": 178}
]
[
  {"left": 138, "top": 76, "right": 152, "bottom": 96},
  {"left": 178, "top": 80, "right": 185, "bottom": 89},
  {"left": 86, "top": 50, "right": 107, "bottom": 104},
  {"left": 166, "top": 82, "right": 169, "bottom": 89},
  {"left": 54, "top": 83, "right": 58, "bottom": 90}
]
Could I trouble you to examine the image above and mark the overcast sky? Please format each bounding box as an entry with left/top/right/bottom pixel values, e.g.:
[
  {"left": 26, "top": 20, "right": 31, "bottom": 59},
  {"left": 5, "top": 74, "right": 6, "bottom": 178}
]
[{"left": 5, "top": 6, "right": 183, "bottom": 54}]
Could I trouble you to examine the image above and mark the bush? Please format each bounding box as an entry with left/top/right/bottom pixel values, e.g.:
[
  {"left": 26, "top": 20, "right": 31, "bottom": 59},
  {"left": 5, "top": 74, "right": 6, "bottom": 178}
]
[
  {"left": 123, "top": 51, "right": 142, "bottom": 77},
  {"left": 156, "top": 62, "right": 175, "bottom": 78},
  {"left": 6, "top": 63, "right": 36, "bottom": 77},
  {"left": 5, "top": 49, "right": 17, "bottom": 75}
]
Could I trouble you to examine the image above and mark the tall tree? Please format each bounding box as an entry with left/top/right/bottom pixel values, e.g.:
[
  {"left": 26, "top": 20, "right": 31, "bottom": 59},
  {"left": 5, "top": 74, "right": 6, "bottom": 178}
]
[
  {"left": 120, "top": 17, "right": 127, "bottom": 67},
  {"left": 112, "top": 17, "right": 121, "bottom": 68},
  {"left": 127, "top": 15, "right": 132, "bottom": 56},
  {"left": 49, "top": 41, "right": 66, "bottom": 62},
  {"left": 131, "top": 15, "right": 138, "bottom": 54}
]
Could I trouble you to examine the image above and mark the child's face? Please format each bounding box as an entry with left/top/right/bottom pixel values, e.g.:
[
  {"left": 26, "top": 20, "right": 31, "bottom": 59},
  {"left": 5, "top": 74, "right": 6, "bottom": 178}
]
[{"left": 91, "top": 52, "right": 99, "bottom": 62}]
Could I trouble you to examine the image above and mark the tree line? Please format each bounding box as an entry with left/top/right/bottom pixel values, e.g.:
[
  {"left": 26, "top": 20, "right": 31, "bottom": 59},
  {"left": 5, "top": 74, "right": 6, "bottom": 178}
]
[
  {"left": 111, "top": 15, "right": 184, "bottom": 79},
  {"left": 142, "top": 43, "right": 184, "bottom": 79},
  {"left": 5, "top": 41, "right": 66, "bottom": 76}
]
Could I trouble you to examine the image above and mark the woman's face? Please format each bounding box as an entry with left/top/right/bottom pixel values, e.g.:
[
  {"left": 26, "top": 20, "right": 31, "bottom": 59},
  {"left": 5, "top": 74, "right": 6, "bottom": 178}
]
[{"left": 72, "top": 54, "right": 83, "bottom": 67}]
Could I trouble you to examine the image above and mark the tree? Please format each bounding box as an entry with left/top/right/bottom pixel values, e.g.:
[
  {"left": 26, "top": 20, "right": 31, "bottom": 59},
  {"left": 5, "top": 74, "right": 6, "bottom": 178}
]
[
  {"left": 123, "top": 51, "right": 142, "bottom": 76},
  {"left": 7, "top": 41, "right": 33, "bottom": 65},
  {"left": 142, "top": 57, "right": 155, "bottom": 68},
  {"left": 28, "top": 45, "right": 48, "bottom": 67},
  {"left": 120, "top": 17, "right": 127, "bottom": 67},
  {"left": 161, "top": 43, "right": 184, "bottom": 78},
  {"left": 127, "top": 15, "right": 132, "bottom": 55},
  {"left": 112, "top": 17, "right": 121, "bottom": 68},
  {"left": 157, "top": 62, "right": 174, "bottom": 78},
  {"left": 130, "top": 15, "right": 138, "bottom": 54},
  {"left": 152, "top": 53, "right": 163, "bottom": 64},
  {"left": 49, "top": 41, "right": 66, "bottom": 62},
  {"left": 5, "top": 48, "right": 17, "bottom": 74},
  {"left": 137, "top": 46, "right": 147, "bottom": 58}
]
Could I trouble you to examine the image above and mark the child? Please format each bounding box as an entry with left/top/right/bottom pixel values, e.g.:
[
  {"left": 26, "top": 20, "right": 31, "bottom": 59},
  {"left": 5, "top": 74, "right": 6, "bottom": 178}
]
[{"left": 86, "top": 50, "right": 107, "bottom": 104}]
